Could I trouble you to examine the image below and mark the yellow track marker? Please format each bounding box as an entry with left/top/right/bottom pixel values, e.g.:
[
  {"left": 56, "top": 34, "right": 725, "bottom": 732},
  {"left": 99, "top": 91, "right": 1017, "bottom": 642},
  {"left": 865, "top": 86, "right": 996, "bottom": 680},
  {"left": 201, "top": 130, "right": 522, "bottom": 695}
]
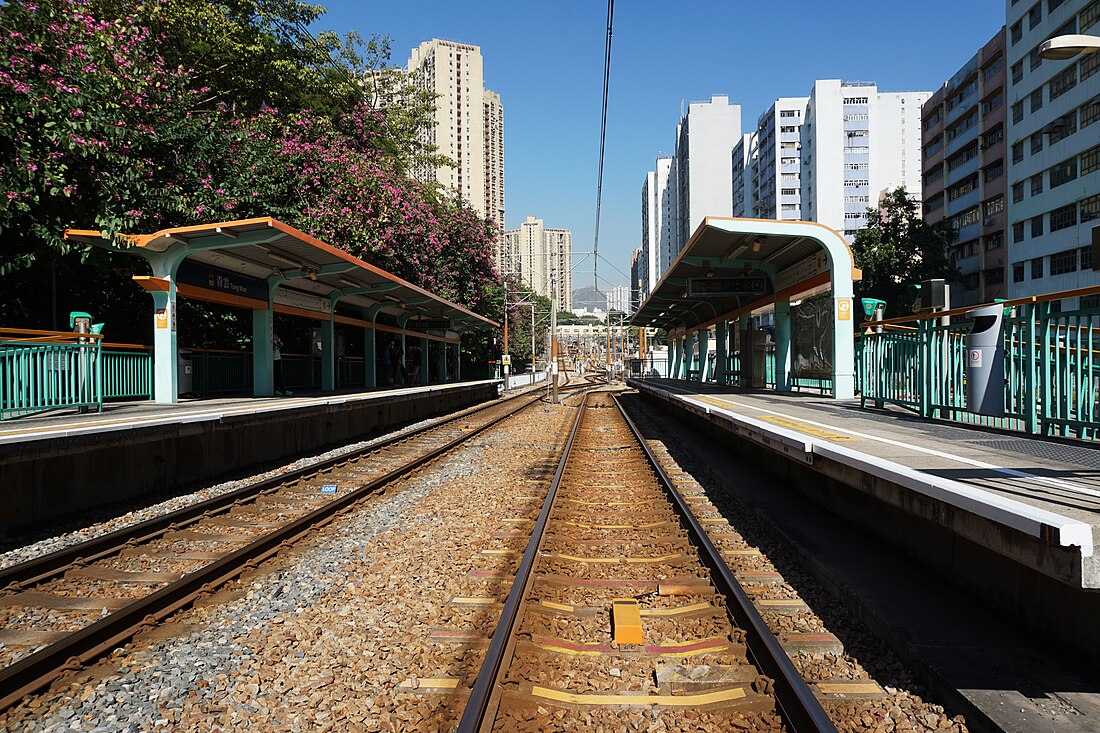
[
  {"left": 479, "top": 549, "right": 516, "bottom": 556},
  {"left": 757, "top": 599, "right": 805, "bottom": 608},
  {"left": 816, "top": 682, "right": 884, "bottom": 695},
  {"left": 398, "top": 677, "right": 460, "bottom": 690},
  {"left": 539, "top": 601, "right": 575, "bottom": 613},
  {"left": 725, "top": 549, "right": 762, "bottom": 556},
  {"left": 612, "top": 599, "right": 644, "bottom": 645},
  {"left": 531, "top": 685, "right": 746, "bottom": 706},
  {"left": 449, "top": 597, "right": 500, "bottom": 606}
]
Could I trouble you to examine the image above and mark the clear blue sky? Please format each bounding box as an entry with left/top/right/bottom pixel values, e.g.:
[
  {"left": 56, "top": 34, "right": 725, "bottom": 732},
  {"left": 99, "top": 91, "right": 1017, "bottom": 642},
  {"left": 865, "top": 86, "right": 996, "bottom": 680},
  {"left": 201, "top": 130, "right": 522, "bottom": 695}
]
[{"left": 315, "top": 0, "right": 1006, "bottom": 293}]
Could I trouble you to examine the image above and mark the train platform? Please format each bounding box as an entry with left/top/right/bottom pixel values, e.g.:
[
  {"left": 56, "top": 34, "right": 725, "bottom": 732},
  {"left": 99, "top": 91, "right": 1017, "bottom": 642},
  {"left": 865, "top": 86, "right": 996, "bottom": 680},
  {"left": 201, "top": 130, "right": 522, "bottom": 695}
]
[{"left": 0, "top": 380, "right": 501, "bottom": 536}]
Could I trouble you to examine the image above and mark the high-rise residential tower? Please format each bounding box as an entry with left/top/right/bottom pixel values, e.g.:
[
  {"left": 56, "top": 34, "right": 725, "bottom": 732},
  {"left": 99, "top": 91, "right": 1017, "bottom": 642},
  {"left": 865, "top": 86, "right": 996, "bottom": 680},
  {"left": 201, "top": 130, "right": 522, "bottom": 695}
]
[
  {"left": 674, "top": 96, "right": 742, "bottom": 249},
  {"left": 1005, "top": 0, "right": 1100, "bottom": 307},
  {"left": 407, "top": 39, "right": 504, "bottom": 221},
  {"left": 640, "top": 157, "right": 677, "bottom": 293},
  {"left": 922, "top": 28, "right": 1008, "bottom": 307},
  {"left": 752, "top": 98, "right": 810, "bottom": 220},
  {"left": 501, "top": 216, "right": 573, "bottom": 310},
  {"left": 801, "top": 80, "right": 929, "bottom": 242},
  {"left": 732, "top": 133, "right": 756, "bottom": 218}
]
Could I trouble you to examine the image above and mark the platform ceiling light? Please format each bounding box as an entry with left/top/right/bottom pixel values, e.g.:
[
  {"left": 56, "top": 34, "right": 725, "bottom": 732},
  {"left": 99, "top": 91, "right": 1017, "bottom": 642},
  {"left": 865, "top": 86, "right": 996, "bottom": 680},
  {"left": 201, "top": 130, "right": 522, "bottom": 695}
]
[
  {"left": 704, "top": 260, "right": 714, "bottom": 278},
  {"left": 1039, "top": 34, "right": 1100, "bottom": 61},
  {"left": 309, "top": 270, "right": 318, "bottom": 281},
  {"left": 752, "top": 237, "right": 763, "bottom": 254},
  {"left": 339, "top": 276, "right": 358, "bottom": 288},
  {"left": 721, "top": 243, "right": 749, "bottom": 262}
]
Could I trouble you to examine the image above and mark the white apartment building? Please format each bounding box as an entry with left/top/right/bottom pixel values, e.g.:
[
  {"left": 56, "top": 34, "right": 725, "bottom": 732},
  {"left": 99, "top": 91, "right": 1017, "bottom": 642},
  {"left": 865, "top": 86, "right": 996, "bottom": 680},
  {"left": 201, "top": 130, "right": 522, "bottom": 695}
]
[
  {"left": 752, "top": 98, "right": 809, "bottom": 220},
  {"left": 501, "top": 216, "right": 573, "bottom": 310},
  {"left": 606, "top": 285, "right": 631, "bottom": 315},
  {"left": 407, "top": 39, "right": 504, "bottom": 221},
  {"left": 483, "top": 90, "right": 505, "bottom": 226},
  {"left": 1005, "top": 0, "right": 1100, "bottom": 307},
  {"left": 639, "top": 157, "right": 677, "bottom": 295},
  {"left": 674, "top": 96, "right": 742, "bottom": 249},
  {"left": 801, "top": 80, "right": 929, "bottom": 242},
  {"left": 732, "top": 133, "right": 756, "bottom": 218}
]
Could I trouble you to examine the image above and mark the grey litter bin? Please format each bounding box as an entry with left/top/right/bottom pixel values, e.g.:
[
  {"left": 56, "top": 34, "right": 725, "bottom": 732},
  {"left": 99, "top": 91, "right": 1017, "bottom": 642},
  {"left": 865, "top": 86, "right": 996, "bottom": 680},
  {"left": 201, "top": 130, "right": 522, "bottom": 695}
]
[
  {"left": 965, "top": 304, "right": 1005, "bottom": 417},
  {"left": 178, "top": 350, "right": 194, "bottom": 396}
]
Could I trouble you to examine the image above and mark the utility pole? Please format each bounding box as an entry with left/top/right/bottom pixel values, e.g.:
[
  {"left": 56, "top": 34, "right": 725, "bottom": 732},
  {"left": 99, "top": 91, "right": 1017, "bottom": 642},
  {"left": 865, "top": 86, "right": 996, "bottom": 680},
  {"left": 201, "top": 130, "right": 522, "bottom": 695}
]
[{"left": 502, "top": 280, "right": 510, "bottom": 387}]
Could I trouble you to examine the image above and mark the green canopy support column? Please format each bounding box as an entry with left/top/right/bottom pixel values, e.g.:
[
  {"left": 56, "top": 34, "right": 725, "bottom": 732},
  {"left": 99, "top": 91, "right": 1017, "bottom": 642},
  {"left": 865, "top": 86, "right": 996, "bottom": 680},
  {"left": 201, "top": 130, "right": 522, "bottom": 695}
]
[
  {"left": 683, "top": 334, "right": 694, "bottom": 379},
  {"left": 775, "top": 299, "right": 792, "bottom": 393},
  {"left": 738, "top": 315, "right": 752, "bottom": 387},
  {"left": 421, "top": 337, "right": 430, "bottom": 385},
  {"left": 454, "top": 334, "right": 462, "bottom": 380},
  {"left": 252, "top": 276, "right": 282, "bottom": 397},
  {"left": 695, "top": 327, "right": 712, "bottom": 378},
  {"left": 670, "top": 336, "right": 681, "bottom": 379},
  {"left": 321, "top": 307, "right": 336, "bottom": 392},
  {"left": 438, "top": 339, "right": 447, "bottom": 382},
  {"left": 715, "top": 322, "right": 728, "bottom": 385},
  {"left": 397, "top": 313, "right": 411, "bottom": 386},
  {"left": 144, "top": 249, "right": 188, "bottom": 404}
]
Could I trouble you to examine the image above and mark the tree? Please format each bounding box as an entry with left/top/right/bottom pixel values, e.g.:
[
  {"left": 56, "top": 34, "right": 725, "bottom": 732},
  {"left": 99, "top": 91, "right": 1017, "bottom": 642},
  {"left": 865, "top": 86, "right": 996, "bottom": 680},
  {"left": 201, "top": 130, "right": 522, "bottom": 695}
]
[{"left": 851, "top": 187, "right": 959, "bottom": 316}]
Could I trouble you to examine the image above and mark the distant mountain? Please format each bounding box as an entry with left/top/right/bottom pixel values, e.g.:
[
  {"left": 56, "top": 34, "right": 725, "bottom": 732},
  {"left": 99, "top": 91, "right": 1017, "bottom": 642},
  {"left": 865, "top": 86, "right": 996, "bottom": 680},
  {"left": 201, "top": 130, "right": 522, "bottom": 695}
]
[{"left": 571, "top": 285, "right": 604, "bottom": 311}]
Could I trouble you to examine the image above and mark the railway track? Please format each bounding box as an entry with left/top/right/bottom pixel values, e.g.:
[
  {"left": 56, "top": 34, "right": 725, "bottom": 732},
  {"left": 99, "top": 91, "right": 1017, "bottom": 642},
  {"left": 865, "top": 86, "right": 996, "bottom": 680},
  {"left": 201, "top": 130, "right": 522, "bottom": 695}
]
[
  {"left": 0, "top": 376, "right": 600, "bottom": 712},
  {"left": 456, "top": 391, "right": 837, "bottom": 732}
]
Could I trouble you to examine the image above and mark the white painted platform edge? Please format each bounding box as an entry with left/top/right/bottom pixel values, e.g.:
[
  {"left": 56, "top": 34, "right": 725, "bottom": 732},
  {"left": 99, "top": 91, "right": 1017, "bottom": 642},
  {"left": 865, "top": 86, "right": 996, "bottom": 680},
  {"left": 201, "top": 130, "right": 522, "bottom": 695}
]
[{"left": 631, "top": 381, "right": 1094, "bottom": 558}]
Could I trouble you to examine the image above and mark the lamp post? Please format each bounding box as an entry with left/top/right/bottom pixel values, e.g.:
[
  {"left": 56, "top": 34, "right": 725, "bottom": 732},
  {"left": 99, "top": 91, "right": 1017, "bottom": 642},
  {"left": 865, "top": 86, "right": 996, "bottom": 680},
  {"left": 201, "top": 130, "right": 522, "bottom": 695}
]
[{"left": 1038, "top": 34, "right": 1100, "bottom": 60}]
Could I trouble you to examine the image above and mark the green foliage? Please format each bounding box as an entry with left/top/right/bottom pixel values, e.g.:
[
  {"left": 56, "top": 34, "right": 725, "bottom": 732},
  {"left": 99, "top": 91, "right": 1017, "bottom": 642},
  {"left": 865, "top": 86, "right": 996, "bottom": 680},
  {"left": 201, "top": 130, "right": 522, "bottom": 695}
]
[{"left": 851, "top": 187, "right": 959, "bottom": 316}]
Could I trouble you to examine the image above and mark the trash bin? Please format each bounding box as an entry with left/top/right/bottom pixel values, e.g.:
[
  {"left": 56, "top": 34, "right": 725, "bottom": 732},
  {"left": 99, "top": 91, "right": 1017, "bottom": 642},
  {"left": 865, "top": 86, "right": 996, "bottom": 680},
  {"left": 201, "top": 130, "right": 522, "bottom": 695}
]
[
  {"left": 965, "top": 304, "right": 1005, "bottom": 417},
  {"left": 178, "top": 350, "right": 194, "bottom": 396}
]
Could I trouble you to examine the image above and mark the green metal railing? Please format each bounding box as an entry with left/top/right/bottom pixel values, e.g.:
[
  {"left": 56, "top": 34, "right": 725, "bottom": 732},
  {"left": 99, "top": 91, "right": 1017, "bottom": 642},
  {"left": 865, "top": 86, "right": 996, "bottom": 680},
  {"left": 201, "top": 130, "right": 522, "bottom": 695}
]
[
  {"left": 1, "top": 329, "right": 104, "bottom": 420},
  {"left": 102, "top": 347, "right": 153, "bottom": 400},
  {"left": 857, "top": 288, "right": 1100, "bottom": 440}
]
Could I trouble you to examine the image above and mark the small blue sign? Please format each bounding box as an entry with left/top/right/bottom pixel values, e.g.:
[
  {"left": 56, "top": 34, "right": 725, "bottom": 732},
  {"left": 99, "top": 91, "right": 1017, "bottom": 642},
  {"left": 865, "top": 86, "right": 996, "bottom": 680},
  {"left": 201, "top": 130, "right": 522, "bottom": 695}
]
[{"left": 321, "top": 484, "right": 337, "bottom": 495}]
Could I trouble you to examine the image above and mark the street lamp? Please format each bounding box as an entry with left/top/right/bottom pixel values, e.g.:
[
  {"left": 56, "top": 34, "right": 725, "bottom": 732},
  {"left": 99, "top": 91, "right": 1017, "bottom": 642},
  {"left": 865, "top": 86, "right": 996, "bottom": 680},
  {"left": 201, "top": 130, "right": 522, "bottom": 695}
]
[{"left": 1039, "top": 34, "right": 1100, "bottom": 60}]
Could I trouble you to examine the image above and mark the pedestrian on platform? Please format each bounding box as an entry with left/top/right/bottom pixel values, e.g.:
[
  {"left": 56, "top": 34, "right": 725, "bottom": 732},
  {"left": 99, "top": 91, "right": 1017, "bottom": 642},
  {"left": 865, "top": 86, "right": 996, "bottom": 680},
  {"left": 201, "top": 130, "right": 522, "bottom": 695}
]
[
  {"left": 381, "top": 340, "right": 393, "bottom": 385},
  {"left": 273, "top": 334, "right": 292, "bottom": 396}
]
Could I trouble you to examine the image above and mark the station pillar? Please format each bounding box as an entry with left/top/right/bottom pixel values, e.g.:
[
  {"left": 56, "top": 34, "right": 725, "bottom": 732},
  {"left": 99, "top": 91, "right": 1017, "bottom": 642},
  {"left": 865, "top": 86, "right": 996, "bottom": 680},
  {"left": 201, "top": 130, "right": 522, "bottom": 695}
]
[
  {"left": 715, "top": 322, "right": 728, "bottom": 385},
  {"left": 438, "top": 339, "right": 448, "bottom": 382},
  {"left": 698, "top": 330, "right": 710, "bottom": 381},
  {"left": 738, "top": 314, "right": 752, "bottom": 387},
  {"left": 361, "top": 304, "right": 382, "bottom": 389},
  {"left": 683, "top": 335, "right": 692, "bottom": 379},
  {"left": 775, "top": 299, "right": 792, "bottom": 393},
  {"left": 144, "top": 250, "right": 188, "bottom": 404},
  {"left": 454, "top": 338, "right": 462, "bottom": 380},
  {"left": 321, "top": 311, "right": 336, "bottom": 392}
]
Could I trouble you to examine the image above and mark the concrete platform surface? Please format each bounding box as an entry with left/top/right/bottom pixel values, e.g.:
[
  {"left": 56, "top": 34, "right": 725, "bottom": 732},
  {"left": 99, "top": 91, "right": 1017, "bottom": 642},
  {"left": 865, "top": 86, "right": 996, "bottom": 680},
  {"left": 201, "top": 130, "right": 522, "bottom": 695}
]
[
  {"left": 630, "top": 378, "right": 1099, "bottom": 588},
  {"left": 0, "top": 381, "right": 501, "bottom": 446}
]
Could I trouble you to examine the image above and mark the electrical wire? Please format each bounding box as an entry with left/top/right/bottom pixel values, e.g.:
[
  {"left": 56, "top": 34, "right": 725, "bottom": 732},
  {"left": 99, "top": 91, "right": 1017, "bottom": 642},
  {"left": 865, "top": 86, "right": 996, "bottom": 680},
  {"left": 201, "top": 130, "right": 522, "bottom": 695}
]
[{"left": 592, "top": 0, "right": 615, "bottom": 292}]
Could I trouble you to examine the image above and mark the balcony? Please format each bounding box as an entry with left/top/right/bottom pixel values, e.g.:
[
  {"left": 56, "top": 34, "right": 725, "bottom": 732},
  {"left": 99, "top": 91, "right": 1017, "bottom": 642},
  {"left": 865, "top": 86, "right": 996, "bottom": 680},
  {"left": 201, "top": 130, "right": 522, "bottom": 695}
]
[{"left": 944, "top": 187, "right": 980, "bottom": 218}]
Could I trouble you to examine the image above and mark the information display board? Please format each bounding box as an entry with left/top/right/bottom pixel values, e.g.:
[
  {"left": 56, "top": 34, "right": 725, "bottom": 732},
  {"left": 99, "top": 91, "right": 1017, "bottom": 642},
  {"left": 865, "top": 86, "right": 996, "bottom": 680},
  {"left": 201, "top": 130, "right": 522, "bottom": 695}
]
[{"left": 791, "top": 292, "right": 834, "bottom": 381}]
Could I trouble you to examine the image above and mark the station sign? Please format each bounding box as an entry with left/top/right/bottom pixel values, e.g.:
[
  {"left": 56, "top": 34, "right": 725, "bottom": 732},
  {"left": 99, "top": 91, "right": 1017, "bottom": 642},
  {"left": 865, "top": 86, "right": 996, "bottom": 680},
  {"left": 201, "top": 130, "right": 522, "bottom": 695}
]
[
  {"left": 275, "top": 287, "right": 331, "bottom": 314},
  {"left": 177, "top": 261, "right": 268, "bottom": 302},
  {"left": 687, "top": 276, "right": 767, "bottom": 297}
]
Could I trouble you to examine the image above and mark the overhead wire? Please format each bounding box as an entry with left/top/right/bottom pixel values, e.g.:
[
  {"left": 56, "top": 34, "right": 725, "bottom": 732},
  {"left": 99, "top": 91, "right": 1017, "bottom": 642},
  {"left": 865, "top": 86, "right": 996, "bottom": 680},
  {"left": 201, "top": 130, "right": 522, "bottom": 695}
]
[{"left": 592, "top": 0, "right": 615, "bottom": 293}]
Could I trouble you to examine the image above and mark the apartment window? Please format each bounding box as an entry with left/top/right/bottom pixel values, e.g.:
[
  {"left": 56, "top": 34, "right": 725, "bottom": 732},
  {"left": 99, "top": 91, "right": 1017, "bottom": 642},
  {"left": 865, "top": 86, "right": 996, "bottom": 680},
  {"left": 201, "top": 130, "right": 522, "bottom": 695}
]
[
  {"left": 1030, "top": 132, "right": 1044, "bottom": 155},
  {"left": 844, "top": 195, "right": 870, "bottom": 204},
  {"left": 1083, "top": 193, "right": 1100, "bottom": 222},
  {"left": 1014, "top": 221, "right": 1026, "bottom": 242},
  {"left": 1082, "top": 144, "right": 1100, "bottom": 175},
  {"left": 925, "top": 193, "right": 945, "bottom": 213},
  {"left": 1049, "top": 0, "right": 1065, "bottom": 11},
  {"left": 1031, "top": 45, "right": 1044, "bottom": 71},
  {"left": 1013, "top": 141, "right": 1025, "bottom": 163},
  {"left": 780, "top": 125, "right": 797, "bottom": 133},
  {"left": 781, "top": 204, "right": 798, "bottom": 212},
  {"left": 983, "top": 126, "right": 1004, "bottom": 149},
  {"left": 1083, "top": 0, "right": 1100, "bottom": 32},
  {"left": 1082, "top": 247, "right": 1093, "bottom": 271},
  {"left": 1082, "top": 50, "right": 1100, "bottom": 82},
  {"left": 1030, "top": 88, "right": 1044, "bottom": 113},
  {"left": 1050, "top": 202, "right": 1078, "bottom": 231},
  {"left": 985, "top": 267, "right": 1006, "bottom": 285},
  {"left": 947, "top": 144, "right": 979, "bottom": 172},
  {"left": 1050, "top": 157, "right": 1078, "bottom": 187},
  {"left": 983, "top": 56, "right": 1004, "bottom": 81},
  {"left": 924, "top": 109, "right": 943, "bottom": 130},
  {"left": 845, "top": 179, "right": 870, "bottom": 187},
  {"left": 844, "top": 163, "right": 869, "bottom": 170},
  {"left": 1049, "top": 111, "right": 1078, "bottom": 145},
  {"left": 844, "top": 212, "right": 864, "bottom": 220},
  {"left": 781, "top": 188, "right": 798, "bottom": 195},
  {"left": 1011, "top": 20, "right": 1023, "bottom": 44},
  {"left": 985, "top": 160, "right": 1004, "bottom": 182},
  {"left": 1012, "top": 101, "right": 1024, "bottom": 125},
  {"left": 1031, "top": 215, "right": 1045, "bottom": 238},
  {"left": 844, "top": 97, "right": 869, "bottom": 105},
  {"left": 1029, "top": 2, "right": 1043, "bottom": 29},
  {"left": 1013, "top": 181, "right": 1025, "bottom": 203},
  {"left": 1031, "top": 173, "right": 1044, "bottom": 196},
  {"left": 1032, "top": 257, "right": 1045, "bottom": 278},
  {"left": 1012, "top": 60, "right": 1024, "bottom": 85},
  {"left": 952, "top": 207, "right": 982, "bottom": 229},
  {"left": 1082, "top": 99, "right": 1100, "bottom": 128},
  {"left": 926, "top": 165, "right": 945, "bottom": 184},
  {"left": 948, "top": 176, "right": 978, "bottom": 201},
  {"left": 1049, "top": 65, "right": 1078, "bottom": 101},
  {"left": 1051, "top": 248, "right": 1078, "bottom": 275},
  {"left": 925, "top": 135, "right": 945, "bottom": 158},
  {"left": 780, "top": 110, "right": 799, "bottom": 118},
  {"left": 985, "top": 196, "right": 1005, "bottom": 217},
  {"left": 985, "top": 231, "right": 1004, "bottom": 250},
  {"left": 1014, "top": 262, "right": 1026, "bottom": 283}
]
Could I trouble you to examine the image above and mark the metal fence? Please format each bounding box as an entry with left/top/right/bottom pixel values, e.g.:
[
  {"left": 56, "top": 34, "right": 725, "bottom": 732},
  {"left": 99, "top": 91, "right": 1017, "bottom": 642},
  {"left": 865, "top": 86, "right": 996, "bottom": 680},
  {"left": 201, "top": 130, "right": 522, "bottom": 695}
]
[
  {"left": 1, "top": 329, "right": 104, "bottom": 420},
  {"left": 857, "top": 292, "right": 1100, "bottom": 440},
  {"left": 102, "top": 347, "right": 153, "bottom": 400}
]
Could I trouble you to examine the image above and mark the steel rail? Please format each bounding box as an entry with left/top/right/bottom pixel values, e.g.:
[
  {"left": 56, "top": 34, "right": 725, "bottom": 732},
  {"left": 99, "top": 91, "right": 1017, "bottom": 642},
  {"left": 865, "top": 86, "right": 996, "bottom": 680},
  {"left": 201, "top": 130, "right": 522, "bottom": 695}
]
[
  {"left": 456, "top": 391, "right": 589, "bottom": 733},
  {"left": 0, "top": 389, "right": 540, "bottom": 590},
  {"left": 0, "top": 387, "right": 557, "bottom": 712},
  {"left": 612, "top": 393, "right": 838, "bottom": 733}
]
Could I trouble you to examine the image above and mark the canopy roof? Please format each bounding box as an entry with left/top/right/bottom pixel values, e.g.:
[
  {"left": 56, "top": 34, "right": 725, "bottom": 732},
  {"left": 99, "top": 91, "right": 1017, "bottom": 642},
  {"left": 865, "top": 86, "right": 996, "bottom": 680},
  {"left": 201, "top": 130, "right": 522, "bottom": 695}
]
[
  {"left": 65, "top": 217, "right": 496, "bottom": 330},
  {"left": 633, "top": 217, "right": 861, "bottom": 332}
]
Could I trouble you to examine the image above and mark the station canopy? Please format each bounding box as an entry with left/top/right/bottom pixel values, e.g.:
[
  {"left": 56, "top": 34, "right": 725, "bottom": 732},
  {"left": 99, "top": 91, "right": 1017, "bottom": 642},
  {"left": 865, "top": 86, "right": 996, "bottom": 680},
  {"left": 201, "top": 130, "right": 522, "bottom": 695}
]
[
  {"left": 65, "top": 217, "right": 496, "bottom": 331},
  {"left": 633, "top": 217, "right": 860, "bottom": 332}
]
